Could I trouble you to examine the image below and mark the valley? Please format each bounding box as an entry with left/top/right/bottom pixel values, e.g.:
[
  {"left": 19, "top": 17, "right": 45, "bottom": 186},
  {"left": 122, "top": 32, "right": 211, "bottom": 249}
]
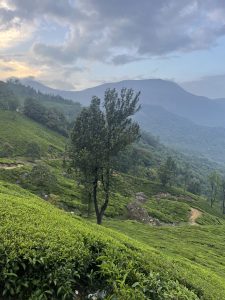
[{"left": 0, "top": 80, "right": 225, "bottom": 299}]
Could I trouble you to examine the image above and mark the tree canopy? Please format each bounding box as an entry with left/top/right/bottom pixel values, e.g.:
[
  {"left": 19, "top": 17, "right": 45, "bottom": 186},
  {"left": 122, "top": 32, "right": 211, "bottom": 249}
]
[{"left": 70, "top": 88, "right": 140, "bottom": 224}]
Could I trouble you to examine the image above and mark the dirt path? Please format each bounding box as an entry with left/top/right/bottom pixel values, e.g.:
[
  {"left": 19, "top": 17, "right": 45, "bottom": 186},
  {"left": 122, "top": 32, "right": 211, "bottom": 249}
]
[
  {"left": 189, "top": 208, "right": 202, "bottom": 225},
  {"left": 0, "top": 163, "right": 24, "bottom": 170}
]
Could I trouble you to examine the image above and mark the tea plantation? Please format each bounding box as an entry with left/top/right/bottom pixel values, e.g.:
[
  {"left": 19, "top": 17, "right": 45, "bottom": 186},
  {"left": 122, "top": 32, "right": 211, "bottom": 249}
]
[{"left": 0, "top": 181, "right": 225, "bottom": 299}]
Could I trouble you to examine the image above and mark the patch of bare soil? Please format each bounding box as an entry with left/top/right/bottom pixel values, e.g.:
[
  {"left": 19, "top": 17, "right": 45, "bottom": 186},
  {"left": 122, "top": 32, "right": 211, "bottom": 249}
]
[
  {"left": 0, "top": 163, "right": 23, "bottom": 169},
  {"left": 189, "top": 208, "right": 202, "bottom": 225}
]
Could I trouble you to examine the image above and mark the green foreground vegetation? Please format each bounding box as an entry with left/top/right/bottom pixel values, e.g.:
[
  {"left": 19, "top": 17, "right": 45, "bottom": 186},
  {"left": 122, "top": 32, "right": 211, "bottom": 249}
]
[{"left": 1, "top": 181, "right": 225, "bottom": 299}]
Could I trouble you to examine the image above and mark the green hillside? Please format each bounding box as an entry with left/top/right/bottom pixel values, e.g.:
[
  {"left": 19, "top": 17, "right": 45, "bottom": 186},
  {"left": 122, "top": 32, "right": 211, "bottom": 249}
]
[
  {"left": 1, "top": 82, "right": 225, "bottom": 300},
  {"left": 1, "top": 181, "right": 225, "bottom": 299},
  {"left": 6, "top": 80, "right": 82, "bottom": 121},
  {"left": 0, "top": 158, "right": 222, "bottom": 226},
  {"left": 0, "top": 111, "right": 65, "bottom": 157}
]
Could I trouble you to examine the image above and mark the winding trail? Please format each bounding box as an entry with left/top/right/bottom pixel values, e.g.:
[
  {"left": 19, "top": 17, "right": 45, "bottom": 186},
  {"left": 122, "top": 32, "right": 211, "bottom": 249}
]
[{"left": 189, "top": 208, "right": 202, "bottom": 225}]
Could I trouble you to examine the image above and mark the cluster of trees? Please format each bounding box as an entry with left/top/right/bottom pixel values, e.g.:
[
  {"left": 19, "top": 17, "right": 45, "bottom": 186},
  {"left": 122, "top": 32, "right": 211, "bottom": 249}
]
[
  {"left": 7, "top": 79, "right": 82, "bottom": 121},
  {"left": 158, "top": 157, "right": 201, "bottom": 194},
  {"left": 70, "top": 88, "right": 140, "bottom": 224},
  {"left": 0, "top": 81, "right": 19, "bottom": 111},
  {"left": 23, "top": 98, "right": 69, "bottom": 136}
]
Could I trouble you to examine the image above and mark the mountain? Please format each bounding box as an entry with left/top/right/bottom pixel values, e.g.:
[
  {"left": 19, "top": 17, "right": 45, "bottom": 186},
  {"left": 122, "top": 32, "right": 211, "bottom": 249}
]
[
  {"left": 136, "top": 104, "right": 225, "bottom": 164},
  {"left": 20, "top": 78, "right": 225, "bottom": 128},
  {"left": 17, "top": 78, "right": 225, "bottom": 164}
]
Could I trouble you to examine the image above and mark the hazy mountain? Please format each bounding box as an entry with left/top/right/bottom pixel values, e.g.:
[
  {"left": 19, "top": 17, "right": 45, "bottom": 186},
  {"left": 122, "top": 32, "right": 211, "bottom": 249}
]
[
  {"left": 20, "top": 78, "right": 225, "bottom": 128},
  {"left": 136, "top": 104, "right": 225, "bottom": 164},
  {"left": 17, "top": 78, "right": 225, "bottom": 164}
]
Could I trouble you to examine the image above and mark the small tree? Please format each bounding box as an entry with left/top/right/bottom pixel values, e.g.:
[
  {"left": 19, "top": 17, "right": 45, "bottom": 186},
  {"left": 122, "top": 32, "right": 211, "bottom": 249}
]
[
  {"left": 29, "top": 164, "right": 57, "bottom": 193},
  {"left": 70, "top": 88, "right": 140, "bottom": 224},
  {"left": 208, "top": 171, "right": 220, "bottom": 207},
  {"left": 220, "top": 177, "right": 225, "bottom": 214},
  {"left": 187, "top": 178, "right": 201, "bottom": 195},
  {"left": 159, "top": 156, "right": 177, "bottom": 187}
]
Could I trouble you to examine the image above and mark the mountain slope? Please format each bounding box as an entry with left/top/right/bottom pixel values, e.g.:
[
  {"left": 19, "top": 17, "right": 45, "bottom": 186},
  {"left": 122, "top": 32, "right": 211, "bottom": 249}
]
[
  {"left": 0, "top": 110, "right": 65, "bottom": 157},
  {"left": 136, "top": 104, "right": 225, "bottom": 164},
  {"left": 20, "top": 78, "right": 225, "bottom": 128},
  {"left": 1, "top": 181, "right": 225, "bottom": 299},
  {"left": 6, "top": 79, "right": 82, "bottom": 121},
  {"left": 20, "top": 78, "right": 225, "bottom": 164}
]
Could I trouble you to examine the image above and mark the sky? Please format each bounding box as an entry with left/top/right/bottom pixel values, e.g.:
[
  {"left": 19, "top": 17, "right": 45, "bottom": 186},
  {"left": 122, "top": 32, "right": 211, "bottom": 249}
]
[{"left": 1, "top": 0, "right": 225, "bottom": 97}]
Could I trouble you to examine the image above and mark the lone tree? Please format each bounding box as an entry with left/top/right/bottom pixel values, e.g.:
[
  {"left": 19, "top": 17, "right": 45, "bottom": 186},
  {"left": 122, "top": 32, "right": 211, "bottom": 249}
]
[{"left": 70, "top": 88, "right": 140, "bottom": 224}]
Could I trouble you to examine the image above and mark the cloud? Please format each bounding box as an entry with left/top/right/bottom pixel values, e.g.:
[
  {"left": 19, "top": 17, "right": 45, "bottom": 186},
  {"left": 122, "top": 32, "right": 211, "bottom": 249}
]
[
  {"left": 0, "top": 59, "right": 42, "bottom": 79},
  {"left": 0, "top": 23, "right": 34, "bottom": 49},
  {"left": 1, "top": 0, "right": 225, "bottom": 88},
  {"left": 33, "top": 0, "right": 225, "bottom": 65},
  {"left": 111, "top": 54, "right": 145, "bottom": 65}
]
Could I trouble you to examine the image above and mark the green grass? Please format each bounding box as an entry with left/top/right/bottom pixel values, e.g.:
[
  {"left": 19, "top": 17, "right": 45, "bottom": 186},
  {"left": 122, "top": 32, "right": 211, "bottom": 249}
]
[
  {"left": 0, "top": 110, "right": 65, "bottom": 157},
  {"left": 1, "top": 181, "right": 225, "bottom": 299}
]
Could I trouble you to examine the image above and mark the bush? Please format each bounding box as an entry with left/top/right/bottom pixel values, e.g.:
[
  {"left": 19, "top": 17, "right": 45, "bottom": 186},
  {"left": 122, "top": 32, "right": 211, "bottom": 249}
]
[
  {"left": 29, "top": 164, "right": 57, "bottom": 193},
  {"left": 0, "top": 182, "right": 203, "bottom": 299}
]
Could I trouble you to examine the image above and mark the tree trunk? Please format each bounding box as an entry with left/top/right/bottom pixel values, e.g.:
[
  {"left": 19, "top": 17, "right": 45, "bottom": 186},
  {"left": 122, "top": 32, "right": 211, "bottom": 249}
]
[
  {"left": 87, "top": 191, "right": 92, "bottom": 217},
  {"left": 99, "top": 167, "right": 110, "bottom": 224},
  {"left": 93, "top": 174, "right": 102, "bottom": 225}
]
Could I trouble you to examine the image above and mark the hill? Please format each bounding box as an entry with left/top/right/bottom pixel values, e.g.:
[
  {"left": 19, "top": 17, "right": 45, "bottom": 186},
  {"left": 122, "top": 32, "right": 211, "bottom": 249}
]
[
  {"left": 6, "top": 79, "right": 82, "bottom": 121},
  {"left": 19, "top": 78, "right": 225, "bottom": 128},
  {"left": 0, "top": 110, "right": 65, "bottom": 157},
  {"left": 1, "top": 181, "right": 225, "bottom": 299},
  {"left": 137, "top": 105, "right": 225, "bottom": 164},
  {"left": 17, "top": 78, "right": 225, "bottom": 164}
]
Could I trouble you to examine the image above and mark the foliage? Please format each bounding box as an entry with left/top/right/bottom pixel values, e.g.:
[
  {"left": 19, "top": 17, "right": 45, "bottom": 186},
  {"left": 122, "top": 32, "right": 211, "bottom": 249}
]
[
  {"left": 208, "top": 171, "right": 221, "bottom": 207},
  {"left": 105, "top": 218, "right": 225, "bottom": 300},
  {"left": 145, "top": 198, "right": 190, "bottom": 223},
  {"left": 70, "top": 88, "right": 140, "bottom": 224},
  {"left": 0, "top": 142, "right": 14, "bottom": 157},
  {"left": 29, "top": 164, "right": 57, "bottom": 193},
  {"left": 159, "top": 156, "right": 177, "bottom": 187},
  {"left": 0, "top": 181, "right": 207, "bottom": 299},
  {"left": 0, "top": 110, "right": 65, "bottom": 157},
  {"left": 0, "top": 81, "right": 19, "bottom": 111},
  {"left": 24, "top": 97, "right": 68, "bottom": 136},
  {"left": 7, "top": 79, "right": 82, "bottom": 121},
  {"left": 25, "top": 142, "right": 41, "bottom": 161}
]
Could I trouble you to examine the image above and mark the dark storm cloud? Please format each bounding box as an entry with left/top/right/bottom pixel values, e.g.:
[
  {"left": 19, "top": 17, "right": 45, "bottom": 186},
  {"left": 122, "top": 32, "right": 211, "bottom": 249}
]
[{"left": 1, "top": 0, "right": 225, "bottom": 65}]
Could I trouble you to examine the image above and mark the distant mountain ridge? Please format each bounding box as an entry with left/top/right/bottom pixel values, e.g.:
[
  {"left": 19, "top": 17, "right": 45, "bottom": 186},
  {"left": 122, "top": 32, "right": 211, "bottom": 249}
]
[
  {"left": 10, "top": 77, "right": 225, "bottom": 164},
  {"left": 136, "top": 104, "right": 225, "bottom": 164},
  {"left": 20, "top": 78, "right": 225, "bottom": 128}
]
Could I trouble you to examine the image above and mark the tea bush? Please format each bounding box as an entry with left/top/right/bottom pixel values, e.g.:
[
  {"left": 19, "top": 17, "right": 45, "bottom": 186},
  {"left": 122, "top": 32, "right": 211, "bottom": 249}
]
[{"left": 0, "top": 181, "right": 204, "bottom": 299}]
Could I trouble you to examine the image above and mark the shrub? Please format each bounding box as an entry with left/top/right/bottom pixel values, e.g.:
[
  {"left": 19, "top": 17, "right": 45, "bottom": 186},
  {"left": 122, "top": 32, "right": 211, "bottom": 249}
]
[
  {"left": 29, "top": 164, "right": 57, "bottom": 193},
  {"left": 0, "top": 182, "right": 202, "bottom": 299}
]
